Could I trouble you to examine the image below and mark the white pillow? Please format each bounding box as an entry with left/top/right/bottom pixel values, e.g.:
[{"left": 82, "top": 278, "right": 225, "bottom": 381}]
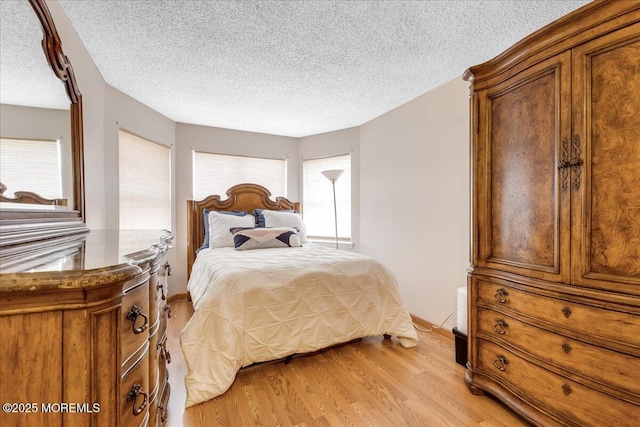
[
  {"left": 262, "top": 210, "right": 308, "bottom": 243},
  {"left": 208, "top": 211, "right": 255, "bottom": 248}
]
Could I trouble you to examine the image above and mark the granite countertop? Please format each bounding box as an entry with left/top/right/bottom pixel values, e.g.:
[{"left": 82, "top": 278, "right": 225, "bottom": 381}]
[{"left": 0, "top": 229, "right": 173, "bottom": 292}]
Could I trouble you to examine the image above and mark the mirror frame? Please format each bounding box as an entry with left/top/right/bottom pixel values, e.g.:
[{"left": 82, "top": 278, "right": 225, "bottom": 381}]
[
  {"left": 0, "top": 0, "right": 87, "bottom": 247},
  {"left": 31, "top": 0, "right": 84, "bottom": 218}
]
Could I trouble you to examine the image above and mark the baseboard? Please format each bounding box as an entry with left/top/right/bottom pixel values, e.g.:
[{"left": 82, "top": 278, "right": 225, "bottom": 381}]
[
  {"left": 167, "top": 292, "right": 190, "bottom": 303},
  {"left": 410, "top": 313, "right": 454, "bottom": 340}
]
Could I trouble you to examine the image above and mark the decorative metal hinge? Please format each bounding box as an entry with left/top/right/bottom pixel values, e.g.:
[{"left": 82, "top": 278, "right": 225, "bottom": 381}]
[
  {"left": 557, "top": 137, "right": 569, "bottom": 190},
  {"left": 571, "top": 135, "right": 582, "bottom": 190}
]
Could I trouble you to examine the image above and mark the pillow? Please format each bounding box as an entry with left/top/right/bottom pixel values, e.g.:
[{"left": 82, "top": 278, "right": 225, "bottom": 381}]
[
  {"left": 253, "top": 208, "right": 297, "bottom": 227},
  {"left": 208, "top": 211, "right": 255, "bottom": 249},
  {"left": 197, "top": 209, "right": 247, "bottom": 253},
  {"left": 260, "top": 209, "right": 307, "bottom": 243},
  {"left": 231, "top": 227, "right": 301, "bottom": 250}
]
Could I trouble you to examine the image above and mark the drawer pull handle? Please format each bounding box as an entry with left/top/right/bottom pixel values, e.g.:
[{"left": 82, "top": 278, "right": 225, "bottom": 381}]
[
  {"left": 159, "top": 403, "right": 168, "bottom": 422},
  {"left": 157, "top": 283, "right": 166, "bottom": 300},
  {"left": 494, "top": 288, "right": 508, "bottom": 303},
  {"left": 493, "top": 319, "right": 509, "bottom": 335},
  {"left": 562, "top": 342, "right": 572, "bottom": 354},
  {"left": 493, "top": 355, "right": 509, "bottom": 371},
  {"left": 562, "top": 306, "right": 572, "bottom": 318},
  {"left": 562, "top": 384, "right": 572, "bottom": 396},
  {"left": 126, "top": 384, "right": 148, "bottom": 416},
  {"left": 164, "top": 261, "right": 172, "bottom": 276},
  {"left": 164, "top": 304, "right": 172, "bottom": 318},
  {"left": 126, "top": 305, "right": 148, "bottom": 334},
  {"left": 163, "top": 349, "right": 172, "bottom": 364}
]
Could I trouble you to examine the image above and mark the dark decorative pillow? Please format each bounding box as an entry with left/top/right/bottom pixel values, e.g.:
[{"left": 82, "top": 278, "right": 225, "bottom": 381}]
[
  {"left": 230, "top": 227, "right": 301, "bottom": 250},
  {"left": 197, "top": 209, "right": 247, "bottom": 253}
]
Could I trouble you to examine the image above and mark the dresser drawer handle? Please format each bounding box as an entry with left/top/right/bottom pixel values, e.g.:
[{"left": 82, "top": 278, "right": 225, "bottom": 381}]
[
  {"left": 562, "top": 342, "right": 572, "bottom": 354},
  {"left": 126, "top": 384, "right": 148, "bottom": 416},
  {"left": 126, "top": 305, "right": 148, "bottom": 334},
  {"left": 157, "top": 282, "right": 166, "bottom": 300},
  {"left": 494, "top": 288, "right": 508, "bottom": 303},
  {"left": 493, "top": 355, "right": 509, "bottom": 371},
  {"left": 493, "top": 319, "right": 509, "bottom": 334},
  {"left": 159, "top": 403, "right": 168, "bottom": 422},
  {"left": 562, "top": 384, "right": 572, "bottom": 396},
  {"left": 164, "top": 304, "right": 172, "bottom": 318},
  {"left": 162, "top": 348, "right": 172, "bottom": 364},
  {"left": 562, "top": 306, "right": 572, "bottom": 318},
  {"left": 164, "top": 261, "right": 172, "bottom": 276}
]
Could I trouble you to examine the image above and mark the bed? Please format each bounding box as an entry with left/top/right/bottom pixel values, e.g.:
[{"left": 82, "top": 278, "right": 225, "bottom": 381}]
[{"left": 181, "top": 183, "right": 418, "bottom": 407}]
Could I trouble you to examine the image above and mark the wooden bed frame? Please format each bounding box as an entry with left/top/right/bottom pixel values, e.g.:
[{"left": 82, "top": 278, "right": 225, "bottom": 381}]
[{"left": 186, "top": 183, "right": 301, "bottom": 278}]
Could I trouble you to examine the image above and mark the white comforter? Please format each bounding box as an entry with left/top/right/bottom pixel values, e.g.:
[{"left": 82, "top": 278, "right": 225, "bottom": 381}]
[{"left": 180, "top": 243, "right": 418, "bottom": 407}]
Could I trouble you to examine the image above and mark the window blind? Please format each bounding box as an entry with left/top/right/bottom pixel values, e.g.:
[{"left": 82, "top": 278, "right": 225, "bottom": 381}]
[
  {"left": 0, "top": 137, "right": 61, "bottom": 198},
  {"left": 303, "top": 154, "right": 351, "bottom": 240},
  {"left": 118, "top": 129, "right": 171, "bottom": 230},
  {"left": 192, "top": 151, "right": 287, "bottom": 201}
]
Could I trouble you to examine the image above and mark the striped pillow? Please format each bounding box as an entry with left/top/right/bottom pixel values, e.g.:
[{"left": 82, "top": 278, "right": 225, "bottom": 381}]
[{"left": 231, "top": 227, "right": 301, "bottom": 250}]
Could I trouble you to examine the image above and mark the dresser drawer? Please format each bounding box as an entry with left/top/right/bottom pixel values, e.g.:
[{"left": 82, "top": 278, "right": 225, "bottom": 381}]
[
  {"left": 478, "top": 280, "right": 640, "bottom": 348},
  {"left": 478, "top": 307, "right": 640, "bottom": 398},
  {"left": 477, "top": 339, "right": 639, "bottom": 427},
  {"left": 121, "top": 346, "right": 150, "bottom": 427},
  {"left": 122, "top": 281, "right": 150, "bottom": 367}
]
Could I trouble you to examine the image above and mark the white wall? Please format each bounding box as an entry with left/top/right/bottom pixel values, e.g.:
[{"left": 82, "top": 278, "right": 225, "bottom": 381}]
[
  {"left": 299, "top": 126, "right": 360, "bottom": 250},
  {"left": 360, "top": 76, "right": 470, "bottom": 329},
  {"left": 173, "top": 123, "right": 299, "bottom": 295}
]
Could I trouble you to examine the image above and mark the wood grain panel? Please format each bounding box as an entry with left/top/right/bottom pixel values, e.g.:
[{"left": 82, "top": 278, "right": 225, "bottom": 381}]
[
  {"left": 0, "top": 312, "right": 63, "bottom": 427},
  {"left": 91, "top": 306, "right": 119, "bottom": 427},
  {"left": 587, "top": 37, "right": 640, "bottom": 278},
  {"left": 490, "top": 72, "right": 556, "bottom": 268}
]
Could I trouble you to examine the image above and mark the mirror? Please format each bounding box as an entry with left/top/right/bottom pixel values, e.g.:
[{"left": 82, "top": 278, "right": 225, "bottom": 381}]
[{"left": 0, "top": 0, "right": 86, "bottom": 243}]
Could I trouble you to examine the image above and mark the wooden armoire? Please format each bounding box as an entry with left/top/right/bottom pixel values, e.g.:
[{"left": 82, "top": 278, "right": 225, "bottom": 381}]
[{"left": 465, "top": 1, "right": 640, "bottom": 426}]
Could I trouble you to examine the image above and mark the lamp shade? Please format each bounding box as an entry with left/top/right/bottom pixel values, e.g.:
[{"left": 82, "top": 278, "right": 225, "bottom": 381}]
[{"left": 321, "top": 169, "right": 344, "bottom": 182}]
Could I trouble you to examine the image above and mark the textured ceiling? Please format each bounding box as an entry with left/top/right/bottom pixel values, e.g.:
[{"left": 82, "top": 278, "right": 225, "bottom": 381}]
[{"left": 5, "top": 1, "right": 591, "bottom": 137}]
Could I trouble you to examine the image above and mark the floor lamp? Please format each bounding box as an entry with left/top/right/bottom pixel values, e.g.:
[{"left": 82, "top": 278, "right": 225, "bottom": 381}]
[{"left": 321, "top": 169, "right": 344, "bottom": 249}]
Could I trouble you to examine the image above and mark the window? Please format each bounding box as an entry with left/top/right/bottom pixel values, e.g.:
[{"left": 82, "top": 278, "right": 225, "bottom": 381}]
[
  {"left": 192, "top": 152, "right": 287, "bottom": 200},
  {"left": 118, "top": 129, "right": 171, "bottom": 229},
  {"left": 0, "top": 137, "right": 62, "bottom": 199},
  {"left": 303, "top": 154, "right": 351, "bottom": 240}
]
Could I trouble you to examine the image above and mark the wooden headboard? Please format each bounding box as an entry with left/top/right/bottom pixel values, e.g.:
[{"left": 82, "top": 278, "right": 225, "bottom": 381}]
[{"left": 187, "top": 183, "right": 301, "bottom": 278}]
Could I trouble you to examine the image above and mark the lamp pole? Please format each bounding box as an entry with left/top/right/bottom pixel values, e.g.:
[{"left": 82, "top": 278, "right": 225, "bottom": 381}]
[
  {"left": 321, "top": 169, "right": 344, "bottom": 250},
  {"left": 330, "top": 178, "right": 338, "bottom": 249}
]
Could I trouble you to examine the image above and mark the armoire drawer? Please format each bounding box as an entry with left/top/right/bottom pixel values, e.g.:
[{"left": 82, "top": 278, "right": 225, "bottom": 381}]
[
  {"left": 477, "top": 307, "right": 640, "bottom": 398},
  {"left": 121, "top": 347, "right": 150, "bottom": 427},
  {"left": 122, "top": 281, "right": 151, "bottom": 367},
  {"left": 477, "top": 280, "right": 640, "bottom": 349},
  {"left": 477, "top": 339, "right": 639, "bottom": 427}
]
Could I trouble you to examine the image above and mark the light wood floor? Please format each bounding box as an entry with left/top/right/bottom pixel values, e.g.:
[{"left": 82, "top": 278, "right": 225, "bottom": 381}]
[{"left": 165, "top": 299, "right": 530, "bottom": 427}]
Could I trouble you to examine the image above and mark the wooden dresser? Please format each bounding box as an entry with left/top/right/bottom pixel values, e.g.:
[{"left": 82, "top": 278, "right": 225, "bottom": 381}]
[
  {"left": 0, "top": 230, "right": 173, "bottom": 427},
  {"left": 465, "top": 1, "right": 639, "bottom": 426}
]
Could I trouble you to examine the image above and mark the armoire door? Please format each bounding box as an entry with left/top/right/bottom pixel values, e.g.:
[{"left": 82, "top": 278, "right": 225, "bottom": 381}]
[
  {"left": 571, "top": 24, "right": 640, "bottom": 295},
  {"left": 476, "top": 51, "right": 571, "bottom": 283}
]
